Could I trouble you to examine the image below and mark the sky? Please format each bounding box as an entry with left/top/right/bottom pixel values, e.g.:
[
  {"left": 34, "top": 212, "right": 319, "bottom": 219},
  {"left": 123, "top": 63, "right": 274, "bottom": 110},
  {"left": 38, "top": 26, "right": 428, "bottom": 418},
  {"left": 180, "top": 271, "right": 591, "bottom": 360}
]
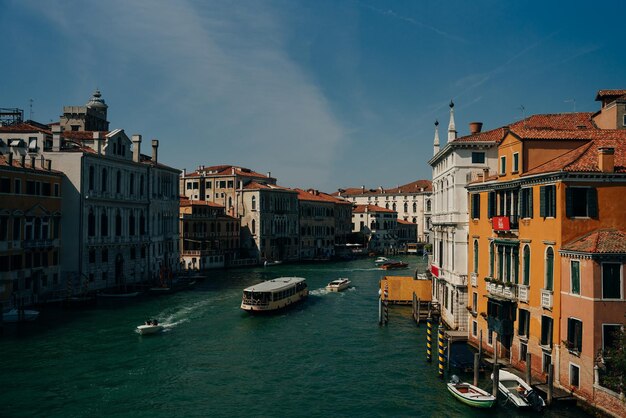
[{"left": 2, "top": 0, "right": 625, "bottom": 192}]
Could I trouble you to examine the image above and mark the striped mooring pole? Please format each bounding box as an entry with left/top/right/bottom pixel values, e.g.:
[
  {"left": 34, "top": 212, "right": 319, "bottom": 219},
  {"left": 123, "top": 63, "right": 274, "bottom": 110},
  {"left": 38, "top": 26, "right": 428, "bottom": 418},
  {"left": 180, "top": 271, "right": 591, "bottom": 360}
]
[
  {"left": 437, "top": 325, "right": 445, "bottom": 378},
  {"left": 383, "top": 283, "right": 389, "bottom": 325},
  {"left": 426, "top": 317, "right": 432, "bottom": 362}
]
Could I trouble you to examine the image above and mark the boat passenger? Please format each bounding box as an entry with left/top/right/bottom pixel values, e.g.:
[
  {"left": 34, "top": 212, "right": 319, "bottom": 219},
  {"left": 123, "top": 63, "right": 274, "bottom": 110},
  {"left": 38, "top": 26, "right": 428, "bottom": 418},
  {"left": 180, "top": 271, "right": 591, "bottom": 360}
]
[{"left": 153, "top": 319, "right": 158, "bottom": 325}]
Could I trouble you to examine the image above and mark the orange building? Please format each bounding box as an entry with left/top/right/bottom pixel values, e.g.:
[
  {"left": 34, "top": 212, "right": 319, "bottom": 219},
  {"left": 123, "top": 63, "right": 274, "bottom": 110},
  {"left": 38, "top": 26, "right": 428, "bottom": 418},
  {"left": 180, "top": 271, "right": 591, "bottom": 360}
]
[
  {"left": 466, "top": 91, "right": 626, "bottom": 417},
  {"left": 0, "top": 154, "right": 63, "bottom": 308}
]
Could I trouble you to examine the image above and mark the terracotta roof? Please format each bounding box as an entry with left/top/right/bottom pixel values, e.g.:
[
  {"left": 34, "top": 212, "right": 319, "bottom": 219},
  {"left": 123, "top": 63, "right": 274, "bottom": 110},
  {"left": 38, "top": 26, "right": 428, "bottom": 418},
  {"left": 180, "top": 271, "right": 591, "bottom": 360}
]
[
  {"left": 62, "top": 131, "right": 108, "bottom": 141},
  {"left": 294, "top": 188, "right": 351, "bottom": 204},
  {"left": 397, "top": 219, "right": 416, "bottom": 225},
  {"left": 0, "top": 122, "right": 52, "bottom": 135},
  {"left": 596, "top": 90, "right": 626, "bottom": 100},
  {"left": 242, "top": 181, "right": 293, "bottom": 192},
  {"left": 561, "top": 229, "right": 626, "bottom": 254},
  {"left": 353, "top": 204, "right": 396, "bottom": 214},
  {"left": 335, "top": 179, "right": 432, "bottom": 196},
  {"left": 522, "top": 136, "right": 626, "bottom": 176},
  {"left": 179, "top": 198, "right": 224, "bottom": 208},
  {"left": 186, "top": 165, "right": 271, "bottom": 179},
  {"left": 452, "top": 113, "right": 595, "bottom": 144}
]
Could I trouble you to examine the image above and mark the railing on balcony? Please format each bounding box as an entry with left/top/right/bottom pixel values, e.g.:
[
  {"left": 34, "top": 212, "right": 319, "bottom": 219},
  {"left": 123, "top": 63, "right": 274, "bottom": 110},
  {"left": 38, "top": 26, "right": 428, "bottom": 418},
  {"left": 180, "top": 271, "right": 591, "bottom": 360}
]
[
  {"left": 470, "top": 272, "right": 478, "bottom": 287},
  {"left": 486, "top": 282, "right": 517, "bottom": 300},
  {"left": 518, "top": 284, "right": 529, "bottom": 303},
  {"left": 541, "top": 289, "right": 553, "bottom": 309}
]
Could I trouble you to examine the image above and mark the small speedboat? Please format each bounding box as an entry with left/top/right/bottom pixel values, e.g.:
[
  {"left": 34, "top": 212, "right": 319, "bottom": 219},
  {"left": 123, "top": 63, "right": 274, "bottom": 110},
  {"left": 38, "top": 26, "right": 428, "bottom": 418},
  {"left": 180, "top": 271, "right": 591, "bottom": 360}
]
[
  {"left": 381, "top": 261, "right": 408, "bottom": 270},
  {"left": 493, "top": 369, "right": 545, "bottom": 410},
  {"left": 2, "top": 308, "right": 39, "bottom": 323},
  {"left": 447, "top": 375, "right": 496, "bottom": 408},
  {"left": 264, "top": 260, "right": 282, "bottom": 267},
  {"left": 326, "top": 278, "right": 351, "bottom": 292},
  {"left": 136, "top": 320, "right": 163, "bottom": 335},
  {"left": 374, "top": 257, "right": 390, "bottom": 266}
]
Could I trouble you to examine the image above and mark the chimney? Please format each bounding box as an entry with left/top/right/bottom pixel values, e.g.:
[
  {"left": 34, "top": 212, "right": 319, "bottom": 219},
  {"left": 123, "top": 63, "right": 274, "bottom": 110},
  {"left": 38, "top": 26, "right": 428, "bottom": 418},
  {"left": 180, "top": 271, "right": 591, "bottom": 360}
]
[
  {"left": 182, "top": 168, "right": 186, "bottom": 176},
  {"left": 93, "top": 132, "right": 103, "bottom": 155},
  {"left": 46, "top": 159, "right": 52, "bottom": 171},
  {"left": 361, "top": 185, "right": 365, "bottom": 193},
  {"left": 267, "top": 171, "right": 271, "bottom": 178},
  {"left": 132, "top": 134, "right": 142, "bottom": 163},
  {"left": 482, "top": 167, "right": 489, "bottom": 182},
  {"left": 598, "top": 147, "right": 615, "bottom": 173},
  {"left": 30, "top": 156, "right": 36, "bottom": 169},
  {"left": 8, "top": 153, "right": 13, "bottom": 166},
  {"left": 151, "top": 139, "right": 159, "bottom": 164},
  {"left": 469, "top": 122, "right": 483, "bottom": 135},
  {"left": 20, "top": 154, "right": 25, "bottom": 167},
  {"left": 52, "top": 125, "right": 62, "bottom": 152}
]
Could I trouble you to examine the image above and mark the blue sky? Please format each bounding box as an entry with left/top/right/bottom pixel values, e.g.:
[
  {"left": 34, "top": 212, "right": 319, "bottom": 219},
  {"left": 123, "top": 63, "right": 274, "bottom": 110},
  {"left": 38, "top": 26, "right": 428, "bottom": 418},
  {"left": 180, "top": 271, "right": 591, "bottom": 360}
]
[{"left": 2, "top": 0, "right": 625, "bottom": 192}]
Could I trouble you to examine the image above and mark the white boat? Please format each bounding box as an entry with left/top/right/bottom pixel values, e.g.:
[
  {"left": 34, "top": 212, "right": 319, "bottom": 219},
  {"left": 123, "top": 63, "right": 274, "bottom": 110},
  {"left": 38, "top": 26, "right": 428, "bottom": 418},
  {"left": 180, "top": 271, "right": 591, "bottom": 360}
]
[
  {"left": 263, "top": 260, "right": 283, "bottom": 267},
  {"left": 326, "top": 278, "right": 351, "bottom": 292},
  {"left": 447, "top": 375, "right": 496, "bottom": 408},
  {"left": 2, "top": 308, "right": 39, "bottom": 323},
  {"left": 374, "top": 257, "right": 390, "bottom": 266},
  {"left": 136, "top": 320, "right": 163, "bottom": 335},
  {"left": 241, "top": 277, "right": 308, "bottom": 313},
  {"left": 494, "top": 369, "right": 545, "bottom": 410}
]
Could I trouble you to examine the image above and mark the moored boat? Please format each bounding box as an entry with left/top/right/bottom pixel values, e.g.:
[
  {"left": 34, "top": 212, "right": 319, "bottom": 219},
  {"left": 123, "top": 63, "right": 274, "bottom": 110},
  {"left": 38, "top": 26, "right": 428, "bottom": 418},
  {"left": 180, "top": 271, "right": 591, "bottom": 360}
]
[
  {"left": 447, "top": 375, "right": 496, "bottom": 408},
  {"left": 241, "top": 277, "right": 308, "bottom": 313},
  {"left": 494, "top": 369, "right": 545, "bottom": 410},
  {"left": 2, "top": 308, "right": 39, "bottom": 323},
  {"left": 326, "top": 278, "right": 351, "bottom": 292},
  {"left": 374, "top": 257, "right": 390, "bottom": 266}
]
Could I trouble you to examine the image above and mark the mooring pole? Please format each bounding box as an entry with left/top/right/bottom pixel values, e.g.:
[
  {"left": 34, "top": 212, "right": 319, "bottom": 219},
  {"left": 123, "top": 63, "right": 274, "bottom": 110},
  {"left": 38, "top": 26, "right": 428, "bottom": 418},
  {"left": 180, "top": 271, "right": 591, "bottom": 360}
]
[
  {"left": 426, "top": 317, "right": 432, "bottom": 362},
  {"left": 383, "top": 283, "right": 389, "bottom": 325},
  {"left": 547, "top": 364, "right": 554, "bottom": 406},
  {"left": 473, "top": 352, "right": 480, "bottom": 386},
  {"left": 492, "top": 363, "right": 500, "bottom": 398},
  {"left": 437, "top": 325, "right": 445, "bottom": 378},
  {"left": 446, "top": 336, "right": 451, "bottom": 371},
  {"left": 378, "top": 289, "right": 382, "bottom": 325},
  {"left": 416, "top": 297, "right": 421, "bottom": 326},
  {"left": 525, "top": 352, "right": 532, "bottom": 385},
  {"left": 479, "top": 330, "right": 483, "bottom": 361}
]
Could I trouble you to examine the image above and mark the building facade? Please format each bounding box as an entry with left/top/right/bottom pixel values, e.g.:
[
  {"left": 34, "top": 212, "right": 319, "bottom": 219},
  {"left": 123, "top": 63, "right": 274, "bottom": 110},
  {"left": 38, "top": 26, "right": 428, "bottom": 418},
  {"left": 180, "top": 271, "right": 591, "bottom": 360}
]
[
  {"left": 335, "top": 179, "right": 431, "bottom": 243},
  {"left": 0, "top": 153, "right": 62, "bottom": 308},
  {"left": 351, "top": 204, "right": 398, "bottom": 252}
]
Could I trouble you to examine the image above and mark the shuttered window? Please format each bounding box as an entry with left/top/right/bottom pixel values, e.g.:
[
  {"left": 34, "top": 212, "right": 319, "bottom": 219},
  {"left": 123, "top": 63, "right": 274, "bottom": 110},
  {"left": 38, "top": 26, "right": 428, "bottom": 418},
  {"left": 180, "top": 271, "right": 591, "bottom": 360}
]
[
  {"left": 545, "top": 247, "right": 554, "bottom": 291},
  {"left": 566, "top": 187, "right": 598, "bottom": 218},
  {"left": 487, "top": 191, "right": 496, "bottom": 218},
  {"left": 571, "top": 260, "right": 580, "bottom": 295},
  {"left": 523, "top": 245, "right": 530, "bottom": 285},
  {"left": 471, "top": 194, "right": 481, "bottom": 219},
  {"left": 539, "top": 185, "right": 556, "bottom": 217},
  {"left": 567, "top": 318, "right": 583, "bottom": 352},
  {"left": 520, "top": 188, "right": 533, "bottom": 218}
]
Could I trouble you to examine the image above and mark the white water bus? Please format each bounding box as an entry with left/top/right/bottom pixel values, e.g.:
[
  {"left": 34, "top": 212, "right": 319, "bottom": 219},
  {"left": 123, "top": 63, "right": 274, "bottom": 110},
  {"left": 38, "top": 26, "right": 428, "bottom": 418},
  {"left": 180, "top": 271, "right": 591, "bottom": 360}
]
[{"left": 241, "top": 277, "right": 308, "bottom": 313}]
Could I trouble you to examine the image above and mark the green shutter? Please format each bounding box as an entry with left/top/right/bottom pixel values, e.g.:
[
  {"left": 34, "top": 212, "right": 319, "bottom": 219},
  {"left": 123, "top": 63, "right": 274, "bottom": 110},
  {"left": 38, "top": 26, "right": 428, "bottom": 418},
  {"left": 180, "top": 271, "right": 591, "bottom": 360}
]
[
  {"left": 528, "top": 188, "right": 533, "bottom": 218},
  {"left": 565, "top": 187, "right": 574, "bottom": 218},
  {"left": 571, "top": 261, "right": 580, "bottom": 294},
  {"left": 587, "top": 188, "right": 598, "bottom": 218},
  {"left": 546, "top": 248, "right": 554, "bottom": 290},
  {"left": 487, "top": 192, "right": 493, "bottom": 218},
  {"left": 523, "top": 246, "right": 530, "bottom": 285},
  {"left": 539, "top": 186, "right": 546, "bottom": 217}
]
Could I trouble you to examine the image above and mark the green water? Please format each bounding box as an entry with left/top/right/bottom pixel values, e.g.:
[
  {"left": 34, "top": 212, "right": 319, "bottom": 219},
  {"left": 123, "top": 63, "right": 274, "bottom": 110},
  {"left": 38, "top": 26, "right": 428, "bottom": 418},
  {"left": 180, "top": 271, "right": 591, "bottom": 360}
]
[{"left": 1, "top": 258, "right": 588, "bottom": 417}]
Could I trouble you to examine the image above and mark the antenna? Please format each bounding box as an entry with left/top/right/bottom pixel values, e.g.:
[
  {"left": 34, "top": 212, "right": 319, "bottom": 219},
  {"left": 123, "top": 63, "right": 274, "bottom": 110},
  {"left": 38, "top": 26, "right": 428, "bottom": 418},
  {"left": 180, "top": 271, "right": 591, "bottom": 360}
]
[
  {"left": 517, "top": 105, "right": 526, "bottom": 126},
  {"left": 564, "top": 98, "right": 576, "bottom": 112},
  {"left": 29, "top": 99, "right": 34, "bottom": 120}
]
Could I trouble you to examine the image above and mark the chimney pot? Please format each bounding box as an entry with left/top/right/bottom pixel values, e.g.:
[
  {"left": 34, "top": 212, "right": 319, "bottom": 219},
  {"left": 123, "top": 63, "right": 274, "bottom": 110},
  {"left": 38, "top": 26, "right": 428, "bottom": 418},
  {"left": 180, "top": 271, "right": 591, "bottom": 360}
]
[
  {"left": 151, "top": 139, "right": 159, "bottom": 164},
  {"left": 469, "top": 122, "right": 483, "bottom": 135},
  {"left": 8, "top": 153, "right": 13, "bottom": 166},
  {"left": 93, "top": 132, "right": 102, "bottom": 155},
  {"left": 52, "top": 125, "right": 62, "bottom": 152},
  {"left": 598, "top": 147, "right": 615, "bottom": 173},
  {"left": 20, "top": 154, "right": 25, "bottom": 167},
  {"left": 267, "top": 171, "right": 271, "bottom": 178},
  {"left": 132, "top": 134, "right": 142, "bottom": 163},
  {"left": 482, "top": 168, "right": 489, "bottom": 182}
]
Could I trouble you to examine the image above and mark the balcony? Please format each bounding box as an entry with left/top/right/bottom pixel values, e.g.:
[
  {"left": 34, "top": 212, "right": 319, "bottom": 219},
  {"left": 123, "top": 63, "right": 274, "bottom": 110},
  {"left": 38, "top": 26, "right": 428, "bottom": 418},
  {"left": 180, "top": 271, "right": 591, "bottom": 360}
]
[
  {"left": 486, "top": 281, "right": 517, "bottom": 300},
  {"left": 518, "top": 284, "right": 529, "bottom": 303},
  {"left": 541, "top": 289, "right": 553, "bottom": 309},
  {"left": 22, "top": 239, "right": 54, "bottom": 249},
  {"left": 470, "top": 272, "right": 478, "bottom": 287}
]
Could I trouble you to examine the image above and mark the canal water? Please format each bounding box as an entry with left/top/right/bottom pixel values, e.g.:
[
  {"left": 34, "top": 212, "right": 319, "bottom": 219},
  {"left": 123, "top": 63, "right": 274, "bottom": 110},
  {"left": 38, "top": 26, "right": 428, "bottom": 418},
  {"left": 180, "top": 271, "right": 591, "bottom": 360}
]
[{"left": 1, "top": 257, "right": 588, "bottom": 418}]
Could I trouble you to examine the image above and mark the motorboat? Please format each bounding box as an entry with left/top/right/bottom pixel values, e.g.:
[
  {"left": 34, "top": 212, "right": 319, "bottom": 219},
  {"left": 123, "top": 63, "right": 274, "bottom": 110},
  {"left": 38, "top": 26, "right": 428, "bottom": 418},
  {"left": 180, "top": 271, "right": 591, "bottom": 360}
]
[
  {"left": 374, "top": 257, "right": 390, "bottom": 266},
  {"left": 264, "top": 260, "right": 283, "bottom": 267},
  {"left": 493, "top": 369, "right": 545, "bottom": 410},
  {"left": 136, "top": 320, "right": 163, "bottom": 335},
  {"left": 326, "top": 278, "right": 351, "bottom": 292},
  {"left": 2, "top": 308, "right": 39, "bottom": 323},
  {"left": 447, "top": 375, "right": 496, "bottom": 408},
  {"left": 381, "top": 261, "right": 409, "bottom": 270}
]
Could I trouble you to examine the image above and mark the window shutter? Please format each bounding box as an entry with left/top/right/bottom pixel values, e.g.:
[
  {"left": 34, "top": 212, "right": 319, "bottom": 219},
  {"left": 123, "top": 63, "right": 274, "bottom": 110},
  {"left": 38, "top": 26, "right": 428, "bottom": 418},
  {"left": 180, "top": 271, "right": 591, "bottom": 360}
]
[
  {"left": 587, "top": 188, "right": 598, "bottom": 218},
  {"left": 565, "top": 187, "right": 574, "bottom": 218},
  {"left": 528, "top": 188, "right": 533, "bottom": 218},
  {"left": 567, "top": 318, "right": 574, "bottom": 347},
  {"left": 487, "top": 192, "right": 493, "bottom": 218},
  {"left": 539, "top": 186, "right": 546, "bottom": 217}
]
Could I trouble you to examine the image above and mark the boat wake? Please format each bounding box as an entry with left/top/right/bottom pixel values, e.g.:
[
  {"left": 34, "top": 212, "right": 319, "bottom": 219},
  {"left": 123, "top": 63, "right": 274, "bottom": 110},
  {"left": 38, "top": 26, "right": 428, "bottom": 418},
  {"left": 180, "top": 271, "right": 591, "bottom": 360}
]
[
  {"left": 156, "top": 299, "right": 214, "bottom": 330},
  {"left": 309, "top": 288, "right": 329, "bottom": 296}
]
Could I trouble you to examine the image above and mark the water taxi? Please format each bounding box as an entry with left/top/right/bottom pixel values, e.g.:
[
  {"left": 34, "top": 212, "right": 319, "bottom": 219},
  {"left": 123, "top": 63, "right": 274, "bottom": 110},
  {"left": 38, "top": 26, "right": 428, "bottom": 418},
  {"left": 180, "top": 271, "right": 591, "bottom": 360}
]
[
  {"left": 326, "top": 278, "right": 351, "bottom": 292},
  {"left": 381, "top": 261, "right": 408, "bottom": 270},
  {"left": 493, "top": 369, "right": 545, "bottom": 410},
  {"left": 241, "top": 277, "right": 308, "bottom": 313}
]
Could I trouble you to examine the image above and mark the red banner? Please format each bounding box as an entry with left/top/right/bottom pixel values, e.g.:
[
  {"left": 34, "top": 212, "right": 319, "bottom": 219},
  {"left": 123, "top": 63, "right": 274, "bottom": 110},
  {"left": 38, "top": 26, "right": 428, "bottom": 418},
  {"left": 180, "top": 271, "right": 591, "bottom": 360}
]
[
  {"left": 492, "top": 216, "right": 510, "bottom": 231},
  {"left": 430, "top": 265, "right": 439, "bottom": 277}
]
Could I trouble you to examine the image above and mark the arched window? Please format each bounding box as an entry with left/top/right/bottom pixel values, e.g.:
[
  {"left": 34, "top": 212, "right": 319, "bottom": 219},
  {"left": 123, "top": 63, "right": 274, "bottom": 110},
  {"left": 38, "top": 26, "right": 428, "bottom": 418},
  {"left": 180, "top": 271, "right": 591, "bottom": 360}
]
[
  {"left": 88, "top": 166, "right": 95, "bottom": 191},
  {"left": 115, "top": 210, "right": 122, "bottom": 236},
  {"left": 392, "top": 203, "right": 396, "bottom": 211},
  {"left": 251, "top": 219, "right": 256, "bottom": 234},
  {"left": 101, "top": 211, "right": 108, "bottom": 236},
  {"left": 473, "top": 240, "right": 479, "bottom": 274},
  {"left": 427, "top": 200, "right": 431, "bottom": 212},
  {"left": 412, "top": 202, "right": 417, "bottom": 212},
  {"left": 116, "top": 170, "right": 121, "bottom": 194},
  {"left": 228, "top": 196, "right": 232, "bottom": 208},
  {"left": 523, "top": 245, "right": 530, "bottom": 285},
  {"left": 88, "top": 209, "right": 95, "bottom": 236},
  {"left": 404, "top": 202, "right": 408, "bottom": 212},
  {"left": 101, "top": 168, "right": 108, "bottom": 192},
  {"left": 386, "top": 203, "right": 389, "bottom": 209},
  {"left": 252, "top": 196, "right": 256, "bottom": 210},
  {"left": 545, "top": 247, "right": 554, "bottom": 290}
]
